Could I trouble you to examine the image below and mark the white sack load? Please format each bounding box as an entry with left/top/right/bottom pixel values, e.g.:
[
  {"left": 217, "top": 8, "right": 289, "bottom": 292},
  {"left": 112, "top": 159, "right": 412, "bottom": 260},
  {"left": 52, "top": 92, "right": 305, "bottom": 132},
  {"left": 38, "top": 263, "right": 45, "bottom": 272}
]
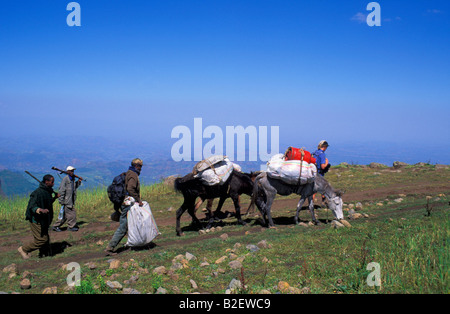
[
  {"left": 194, "top": 155, "right": 234, "bottom": 186},
  {"left": 126, "top": 201, "right": 160, "bottom": 247},
  {"left": 193, "top": 155, "right": 226, "bottom": 173},
  {"left": 232, "top": 162, "right": 242, "bottom": 173},
  {"left": 266, "top": 153, "right": 317, "bottom": 185}
]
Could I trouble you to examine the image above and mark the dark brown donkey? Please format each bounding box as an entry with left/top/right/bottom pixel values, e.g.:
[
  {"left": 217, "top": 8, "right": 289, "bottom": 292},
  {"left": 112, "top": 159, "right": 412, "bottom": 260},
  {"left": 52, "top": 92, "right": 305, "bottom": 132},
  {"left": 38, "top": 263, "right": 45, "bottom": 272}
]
[{"left": 174, "top": 170, "right": 257, "bottom": 236}]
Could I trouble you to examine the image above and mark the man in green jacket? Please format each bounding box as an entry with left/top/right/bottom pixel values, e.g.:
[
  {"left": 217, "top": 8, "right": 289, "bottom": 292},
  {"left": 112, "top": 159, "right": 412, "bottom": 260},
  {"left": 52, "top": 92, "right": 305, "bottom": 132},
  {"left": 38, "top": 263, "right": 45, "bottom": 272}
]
[{"left": 18, "top": 174, "right": 58, "bottom": 259}]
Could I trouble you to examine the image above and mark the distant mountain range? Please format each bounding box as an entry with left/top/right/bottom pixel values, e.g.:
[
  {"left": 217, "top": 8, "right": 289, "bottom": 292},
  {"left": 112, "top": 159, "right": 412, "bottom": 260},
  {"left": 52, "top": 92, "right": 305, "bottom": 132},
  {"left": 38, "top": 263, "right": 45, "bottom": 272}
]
[
  {"left": 0, "top": 135, "right": 448, "bottom": 197},
  {"left": 0, "top": 170, "right": 37, "bottom": 197}
]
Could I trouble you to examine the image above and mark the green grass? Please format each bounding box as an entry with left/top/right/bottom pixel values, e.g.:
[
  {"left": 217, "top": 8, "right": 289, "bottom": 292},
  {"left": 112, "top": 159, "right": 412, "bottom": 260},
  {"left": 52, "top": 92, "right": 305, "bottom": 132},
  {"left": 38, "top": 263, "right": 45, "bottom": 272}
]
[{"left": 0, "top": 165, "right": 448, "bottom": 294}]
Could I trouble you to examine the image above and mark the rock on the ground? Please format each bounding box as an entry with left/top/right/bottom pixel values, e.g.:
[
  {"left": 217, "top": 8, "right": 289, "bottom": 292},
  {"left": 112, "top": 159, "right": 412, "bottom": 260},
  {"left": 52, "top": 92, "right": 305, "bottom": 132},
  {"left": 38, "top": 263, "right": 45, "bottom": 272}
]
[
  {"left": 20, "top": 279, "right": 31, "bottom": 290},
  {"left": 156, "top": 287, "right": 167, "bottom": 294},
  {"left": 3, "top": 264, "right": 17, "bottom": 274},
  {"left": 215, "top": 256, "right": 228, "bottom": 264},
  {"left": 153, "top": 266, "right": 167, "bottom": 275},
  {"left": 331, "top": 220, "right": 345, "bottom": 228},
  {"left": 246, "top": 244, "right": 259, "bottom": 252},
  {"left": 109, "top": 259, "right": 121, "bottom": 269},
  {"left": 190, "top": 279, "right": 198, "bottom": 290},
  {"left": 257, "top": 240, "right": 271, "bottom": 249},
  {"left": 42, "top": 287, "right": 57, "bottom": 294},
  {"left": 393, "top": 161, "right": 408, "bottom": 169},
  {"left": 277, "top": 281, "right": 290, "bottom": 293},
  {"left": 229, "top": 260, "right": 242, "bottom": 269},
  {"left": 123, "top": 288, "right": 141, "bottom": 294},
  {"left": 348, "top": 213, "right": 363, "bottom": 220},
  {"left": 106, "top": 281, "right": 123, "bottom": 290},
  {"left": 185, "top": 252, "right": 196, "bottom": 261}
]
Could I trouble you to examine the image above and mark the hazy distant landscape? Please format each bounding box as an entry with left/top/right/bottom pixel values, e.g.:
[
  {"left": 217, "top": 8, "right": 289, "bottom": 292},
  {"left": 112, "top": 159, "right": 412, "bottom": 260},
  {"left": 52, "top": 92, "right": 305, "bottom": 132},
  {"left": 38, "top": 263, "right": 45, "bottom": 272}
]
[{"left": 0, "top": 135, "right": 448, "bottom": 197}]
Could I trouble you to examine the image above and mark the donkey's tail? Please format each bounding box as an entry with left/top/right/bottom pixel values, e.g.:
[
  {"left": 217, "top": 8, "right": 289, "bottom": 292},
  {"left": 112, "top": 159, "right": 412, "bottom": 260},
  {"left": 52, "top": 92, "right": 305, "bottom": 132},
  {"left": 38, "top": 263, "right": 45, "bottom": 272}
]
[{"left": 174, "top": 177, "right": 182, "bottom": 193}]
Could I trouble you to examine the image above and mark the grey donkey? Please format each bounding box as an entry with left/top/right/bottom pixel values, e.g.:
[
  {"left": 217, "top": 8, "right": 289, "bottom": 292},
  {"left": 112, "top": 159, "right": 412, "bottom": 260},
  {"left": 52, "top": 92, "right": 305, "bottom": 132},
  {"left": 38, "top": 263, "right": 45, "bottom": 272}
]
[{"left": 251, "top": 172, "right": 344, "bottom": 227}]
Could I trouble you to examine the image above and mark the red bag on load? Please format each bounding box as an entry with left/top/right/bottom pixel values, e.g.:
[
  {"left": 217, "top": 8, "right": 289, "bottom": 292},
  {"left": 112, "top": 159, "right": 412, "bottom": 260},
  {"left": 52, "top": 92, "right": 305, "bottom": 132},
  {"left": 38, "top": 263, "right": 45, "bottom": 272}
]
[{"left": 284, "top": 147, "right": 316, "bottom": 164}]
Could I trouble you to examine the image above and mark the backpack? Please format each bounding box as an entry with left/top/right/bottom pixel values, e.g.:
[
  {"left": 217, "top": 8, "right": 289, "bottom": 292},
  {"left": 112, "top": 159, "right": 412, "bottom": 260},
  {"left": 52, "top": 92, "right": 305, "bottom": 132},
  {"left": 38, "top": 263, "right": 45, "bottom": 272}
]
[{"left": 107, "top": 172, "right": 127, "bottom": 205}]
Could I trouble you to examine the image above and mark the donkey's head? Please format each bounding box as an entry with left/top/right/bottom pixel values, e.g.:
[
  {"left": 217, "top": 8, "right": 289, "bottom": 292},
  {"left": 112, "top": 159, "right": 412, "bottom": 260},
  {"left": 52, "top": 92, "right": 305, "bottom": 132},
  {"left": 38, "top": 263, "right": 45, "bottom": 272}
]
[{"left": 327, "top": 189, "right": 345, "bottom": 220}]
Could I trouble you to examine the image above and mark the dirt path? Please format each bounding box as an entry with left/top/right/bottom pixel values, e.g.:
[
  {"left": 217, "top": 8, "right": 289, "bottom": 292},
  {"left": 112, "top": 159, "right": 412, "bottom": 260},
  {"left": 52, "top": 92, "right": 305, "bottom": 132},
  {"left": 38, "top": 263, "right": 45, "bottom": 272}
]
[{"left": 4, "top": 180, "right": 448, "bottom": 272}]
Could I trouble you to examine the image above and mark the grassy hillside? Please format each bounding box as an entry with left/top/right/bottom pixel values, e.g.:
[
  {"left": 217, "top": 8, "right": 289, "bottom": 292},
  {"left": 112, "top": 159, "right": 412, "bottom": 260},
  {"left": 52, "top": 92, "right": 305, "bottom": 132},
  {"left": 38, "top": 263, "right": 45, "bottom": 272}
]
[
  {"left": 0, "top": 170, "right": 37, "bottom": 197},
  {"left": 0, "top": 164, "right": 448, "bottom": 294}
]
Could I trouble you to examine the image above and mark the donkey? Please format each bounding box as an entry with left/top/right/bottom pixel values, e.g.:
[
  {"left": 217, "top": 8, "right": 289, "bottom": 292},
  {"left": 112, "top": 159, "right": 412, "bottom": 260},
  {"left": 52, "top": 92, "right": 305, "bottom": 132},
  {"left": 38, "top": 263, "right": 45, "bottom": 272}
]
[
  {"left": 252, "top": 172, "right": 344, "bottom": 227},
  {"left": 174, "top": 170, "right": 257, "bottom": 236}
]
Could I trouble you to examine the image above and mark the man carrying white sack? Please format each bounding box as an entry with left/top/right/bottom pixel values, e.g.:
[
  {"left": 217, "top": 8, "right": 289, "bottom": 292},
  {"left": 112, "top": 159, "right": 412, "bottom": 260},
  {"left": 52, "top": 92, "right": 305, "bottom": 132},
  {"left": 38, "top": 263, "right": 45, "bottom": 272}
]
[{"left": 105, "top": 158, "right": 143, "bottom": 255}]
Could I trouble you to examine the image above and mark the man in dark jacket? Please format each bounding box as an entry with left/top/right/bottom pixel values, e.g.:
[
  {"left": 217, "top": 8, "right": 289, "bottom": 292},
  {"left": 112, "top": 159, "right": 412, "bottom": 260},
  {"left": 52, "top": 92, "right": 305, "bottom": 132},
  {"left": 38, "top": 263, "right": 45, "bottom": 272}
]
[
  {"left": 18, "top": 174, "right": 58, "bottom": 259},
  {"left": 105, "top": 158, "right": 143, "bottom": 255}
]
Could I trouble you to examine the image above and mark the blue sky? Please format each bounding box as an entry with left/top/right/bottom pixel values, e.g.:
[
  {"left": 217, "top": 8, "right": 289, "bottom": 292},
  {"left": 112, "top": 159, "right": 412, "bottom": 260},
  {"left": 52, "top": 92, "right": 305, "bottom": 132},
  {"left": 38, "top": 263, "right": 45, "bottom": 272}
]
[{"left": 0, "top": 1, "right": 449, "bottom": 155}]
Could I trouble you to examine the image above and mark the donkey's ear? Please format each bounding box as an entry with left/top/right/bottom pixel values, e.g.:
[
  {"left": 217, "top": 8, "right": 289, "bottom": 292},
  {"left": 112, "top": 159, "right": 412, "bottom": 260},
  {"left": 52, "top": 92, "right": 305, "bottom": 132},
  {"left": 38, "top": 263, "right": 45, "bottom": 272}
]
[{"left": 335, "top": 189, "right": 345, "bottom": 197}]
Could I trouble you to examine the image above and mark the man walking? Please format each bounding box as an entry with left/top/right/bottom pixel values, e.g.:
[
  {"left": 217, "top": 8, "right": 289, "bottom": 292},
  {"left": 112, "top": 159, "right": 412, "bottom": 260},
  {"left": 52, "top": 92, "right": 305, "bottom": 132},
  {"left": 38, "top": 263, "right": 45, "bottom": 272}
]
[
  {"left": 18, "top": 174, "right": 58, "bottom": 259},
  {"left": 53, "top": 166, "right": 82, "bottom": 232},
  {"left": 313, "top": 140, "right": 331, "bottom": 204},
  {"left": 313, "top": 140, "right": 330, "bottom": 177},
  {"left": 105, "top": 158, "right": 144, "bottom": 255}
]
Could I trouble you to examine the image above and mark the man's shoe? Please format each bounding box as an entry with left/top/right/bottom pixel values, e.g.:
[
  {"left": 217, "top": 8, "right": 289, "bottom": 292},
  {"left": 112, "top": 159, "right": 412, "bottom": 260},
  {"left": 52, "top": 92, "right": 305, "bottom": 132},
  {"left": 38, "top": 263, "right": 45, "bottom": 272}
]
[
  {"left": 18, "top": 246, "right": 31, "bottom": 260},
  {"left": 69, "top": 227, "right": 79, "bottom": 232},
  {"left": 105, "top": 247, "right": 117, "bottom": 256},
  {"left": 53, "top": 227, "right": 63, "bottom": 232}
]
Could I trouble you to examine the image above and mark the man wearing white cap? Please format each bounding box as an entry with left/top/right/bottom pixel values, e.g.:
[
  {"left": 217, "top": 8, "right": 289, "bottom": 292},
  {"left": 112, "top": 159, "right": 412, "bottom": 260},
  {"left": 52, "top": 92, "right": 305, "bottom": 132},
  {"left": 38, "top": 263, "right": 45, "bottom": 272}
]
[
  {"left": 313, "top": 140, "right": 330, "bottom": 176},
  {"left": 313, "top": 140, "right": 331, "bottom": 204},
  {"left": 52, "top": 166, "right": 83, "bottom": 232}
]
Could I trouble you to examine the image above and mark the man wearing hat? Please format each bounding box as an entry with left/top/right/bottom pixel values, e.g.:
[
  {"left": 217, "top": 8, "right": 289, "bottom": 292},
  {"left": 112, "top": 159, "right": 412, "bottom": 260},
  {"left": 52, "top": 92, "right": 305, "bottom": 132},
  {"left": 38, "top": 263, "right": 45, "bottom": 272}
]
[
  {"left": 313, "top": 140, "right": 331, "bottom": 176},
  {"left": 105, "top": 158, "right": 144, "bottom": 255},
  {"left": 313, "top": 141, "right": 331, "bottom": 204},
  {"left": 53, "top": 166, "right": 83, "bottom": 232}
]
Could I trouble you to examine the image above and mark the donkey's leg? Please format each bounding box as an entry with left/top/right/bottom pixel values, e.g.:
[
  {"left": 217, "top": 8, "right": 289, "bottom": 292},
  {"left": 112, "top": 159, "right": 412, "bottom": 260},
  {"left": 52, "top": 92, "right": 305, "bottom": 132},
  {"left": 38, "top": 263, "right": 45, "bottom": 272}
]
[
  {"left": 295, "top": 197, "right": 307, "bottom": 225},
  {"left": 254, "top": 198, "right": 267, "bottom": 226},
  {"left": 264, "top": 190, "right": 277, "bottom": 228},
  {"left": 308, "top": 196, "right": 319, "bottom": 225},
  {"left": 253, "top": 181, "right": 268, "bottom": 226},
  {"left": 206, "top": 197, "right": 226, "bottom": 229},
  {"left": 213, "top": 196, "right": 226, "bottom": 220},
  {"left": 187, "top": 202, "right": 202, "bottom": 230},
  {"left": 205, "top": 198, "right": 214, "bottom": 220},
  {"left": 231, "top": 194, "right": 246, "bottom": 226},
  {"left": 176, "top": 202, "right": 189, "bottom": 236}
]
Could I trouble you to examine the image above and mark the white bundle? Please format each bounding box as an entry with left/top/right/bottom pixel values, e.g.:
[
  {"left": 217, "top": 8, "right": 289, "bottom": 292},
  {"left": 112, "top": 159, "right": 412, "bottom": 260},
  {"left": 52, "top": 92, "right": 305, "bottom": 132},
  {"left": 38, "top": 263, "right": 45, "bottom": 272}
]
[
  {"left": 193, "top": 155, "right": 226, "bottom": 173},
  {"left": 195, "top": 157, "right": 234, "bottom": 186},
  {"left": 232, "top": 162, "right": 242, "bottom": 173},
  {"left": 266, "top": 154, "right": 317, "bottom": 185},
  {"left": 126, "top": 201, "right": 160, "bottom": 247}
]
